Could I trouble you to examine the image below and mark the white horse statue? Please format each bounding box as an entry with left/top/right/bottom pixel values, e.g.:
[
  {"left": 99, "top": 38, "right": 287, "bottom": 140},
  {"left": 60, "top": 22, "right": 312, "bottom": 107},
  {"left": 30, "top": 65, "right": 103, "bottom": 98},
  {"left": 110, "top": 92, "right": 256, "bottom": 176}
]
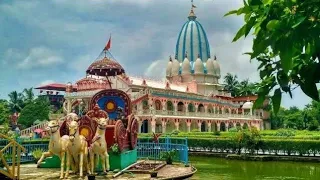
[
  {"left": 37, "top": 119, "right": 70, "bottom": 179},
  {"left": 89, "top": 117, "right": 110, "bottom": 174},
  {"left": 65, "top": 120, "right": 91, "bottom": 178}
]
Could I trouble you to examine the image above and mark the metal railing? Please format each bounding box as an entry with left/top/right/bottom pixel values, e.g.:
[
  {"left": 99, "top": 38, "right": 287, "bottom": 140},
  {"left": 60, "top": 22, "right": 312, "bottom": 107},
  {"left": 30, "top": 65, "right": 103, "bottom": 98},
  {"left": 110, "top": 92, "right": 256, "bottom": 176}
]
[
  {"left": 136, "top": 109, "right": 262, "bottom": 119},
  {"left": 137, "top": 137, "right": 188, "bottom": 164},
  {"left": 19, "top": 121, "right": 48, "bottom": 137}
]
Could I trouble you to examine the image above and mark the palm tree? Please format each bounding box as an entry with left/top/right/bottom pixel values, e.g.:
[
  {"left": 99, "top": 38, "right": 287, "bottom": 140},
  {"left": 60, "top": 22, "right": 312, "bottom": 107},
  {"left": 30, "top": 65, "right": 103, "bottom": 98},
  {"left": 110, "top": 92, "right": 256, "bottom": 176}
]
[
  {"left": 223, "top": 73, "right": 239, "bottom": 96},
  {"left": 23, "top": 88, "right": 34, "bottom": 104},
  {"left": 8, "top": 91, "right": 24, "bottom": 113},
  {"left": 237, "top": 79, "right": 257, "bottom": 96}
]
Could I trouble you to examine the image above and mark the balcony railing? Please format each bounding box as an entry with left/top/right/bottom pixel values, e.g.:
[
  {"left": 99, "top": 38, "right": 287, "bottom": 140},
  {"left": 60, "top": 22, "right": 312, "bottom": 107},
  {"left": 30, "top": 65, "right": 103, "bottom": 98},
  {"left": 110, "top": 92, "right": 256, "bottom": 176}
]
[{"left": 136, "top": 109, "right": 262, "bottom": 119}]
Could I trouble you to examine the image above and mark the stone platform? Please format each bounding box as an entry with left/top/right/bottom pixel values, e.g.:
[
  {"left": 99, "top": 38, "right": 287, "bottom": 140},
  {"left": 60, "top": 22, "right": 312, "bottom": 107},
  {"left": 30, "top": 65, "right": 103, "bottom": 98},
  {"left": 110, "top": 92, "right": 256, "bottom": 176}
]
[{"left": 18, "top": 161, "right": 195, "bottom": 180}]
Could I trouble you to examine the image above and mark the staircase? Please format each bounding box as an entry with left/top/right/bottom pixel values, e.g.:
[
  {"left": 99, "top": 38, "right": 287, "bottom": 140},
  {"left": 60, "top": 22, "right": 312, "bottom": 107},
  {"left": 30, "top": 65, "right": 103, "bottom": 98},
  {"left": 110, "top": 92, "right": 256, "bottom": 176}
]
[
  {"left": 19, "top": 121, "right": 48, "bottom": 137},
  {"left": 0, "top": 134, "right": 26, "bottom": 180}
]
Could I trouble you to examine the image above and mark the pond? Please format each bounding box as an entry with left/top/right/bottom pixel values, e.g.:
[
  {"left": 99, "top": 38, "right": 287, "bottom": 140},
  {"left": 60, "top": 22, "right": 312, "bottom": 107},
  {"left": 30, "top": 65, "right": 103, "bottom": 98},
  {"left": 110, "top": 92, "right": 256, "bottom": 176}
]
[{"left": 190, "top": 156, "right": 320, "bottom": 180}]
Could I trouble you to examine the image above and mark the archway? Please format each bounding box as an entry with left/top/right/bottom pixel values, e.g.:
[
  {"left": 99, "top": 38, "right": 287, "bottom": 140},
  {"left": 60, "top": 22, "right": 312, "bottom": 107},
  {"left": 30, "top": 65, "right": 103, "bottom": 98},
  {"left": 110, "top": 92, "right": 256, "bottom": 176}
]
[
  {"left": 155, "top": 118, "right": 162, "bottom": 133},
  {"left": 167, "top": 101, "right": 174, "bottom": 110},
  {"left": 201, "top": 121, "right": 207, "bottom": 132},
  {"left": 211, "top": 122, "right": 217, "bottom": 132},
  {"left": 141, "top": 119, "right": 149, "bottom": 133},
  {"left": 198, "top": 104, "right": 205, "bottom": 112},
  {"left": 228, "top": 122, "right": 234, "bottom": 130},
  {"left": 191, "top": 120, "right": 198, "bottom": 131},
  {"left": 207, "top": 104, "right": 213, "bottom": 113},
  {"left": 243, "top": 123, "right": 249, "bottom": 129},
  {"left": 236, "top": 122, "right": 241, "bottom": 130},
  {"left": 142, "top": 100, "right": 149, "bottom": 110},
  {"left": 220, "top": 122, "right": 226, "bottom": 131},
  {"left": 166, "top": 120, "right": 175, "bottom": 133},
  {"left": 154, "top": 100, "right": 162, "bottom": 110},
  {"left": 179, "top": 120, "right": 188, "bottom": 132},
  {"left": 188, "top": 103, "right": 195, "bottom": 112},
  {"left": 177, "top": 102, "right": 185, "bottom": 112}
]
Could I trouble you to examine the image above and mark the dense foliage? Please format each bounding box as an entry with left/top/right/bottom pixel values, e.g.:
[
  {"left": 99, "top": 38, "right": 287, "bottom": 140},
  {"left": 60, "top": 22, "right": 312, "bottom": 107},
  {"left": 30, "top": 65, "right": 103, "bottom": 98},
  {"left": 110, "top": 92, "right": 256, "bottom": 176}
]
[
  {"left": 18, "top": 97, "right": 50, "bottom": 128},
  {"left": 0, "top": 88, "right": 51, "bottom": 129},
  {"left": 225, "top": 0, "right": 320, "bottom": 114},
  {"left": 223, "top": 73, "right": 258, "bottom": 97}
]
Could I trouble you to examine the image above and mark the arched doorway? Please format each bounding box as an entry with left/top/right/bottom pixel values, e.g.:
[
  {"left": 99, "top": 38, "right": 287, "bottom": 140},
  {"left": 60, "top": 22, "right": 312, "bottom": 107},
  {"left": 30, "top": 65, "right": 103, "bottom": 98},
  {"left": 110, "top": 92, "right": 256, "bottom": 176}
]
[
  {"left": 228, "top": 122, "right": 234, "bottom": 130},
  {"left": 167, "top": 101, "right": 174, "bottom": 115},
  {"left": 155, "top": 119, "right": 162, "bottom": 133},
  {"left": 243, "top": 123, "right": 249, "bottom": 129},
  {"left": 141, "top": 119, "right": 149, "bottom": 133},
  {"left": 154, "top": 100, "right": 162, "bottom": 110},
  {"left": 166, "top": 120, "right": 175, "bottom": 133},
  {"left": 220, "top": 122, "right": 226, "bottom": 131},
  {"left": 188, "top": 103, "right": 195, "bottom": 112},
  {"left": 236, "top": 122, "right": 241, "bottom": 130},
  {"left": 198, "top": 104, "right": 205, "bottom": 112},
  {"left": 201, "top": 121, "right": 207, "bottom": 132},
  {"left": 177, "top": 102, "right": 185, "bottom": 112},
  {"left": 179, "top": 120, "right": 188, "bottom": 132},
  {"left": 211, "top": 122, "right": 217, "bottom": 132},
  {"left": 142, "top": 100, "right": 149, "bottom": 110}
]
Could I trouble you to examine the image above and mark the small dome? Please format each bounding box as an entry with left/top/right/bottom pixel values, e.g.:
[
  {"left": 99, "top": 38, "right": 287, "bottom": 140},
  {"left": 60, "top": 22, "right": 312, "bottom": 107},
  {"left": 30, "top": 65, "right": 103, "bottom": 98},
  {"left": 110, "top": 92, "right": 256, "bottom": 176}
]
[
  {"left": 166, "top": 57, "right": 173, "bottom": 77},
  {"left": 206, "top": 58, "right": 214, "bottom": 75},
  {"left": 242, "top": 101, "right": 253, "bottom": 109},
  {"left": 213, "top": 56, "right": 221, "bottom": 78},
  {"left": 171, "top": 58, "right": 180, "bottom": 76},
  {"left": 86, "top": 57, "right": 124, "bottom": 76},
  {"left": 194, "top": 57, "right": 204, "bottom": 74},
  {"left": 181, "top": 57, "right": 191, "bottom": 75}
]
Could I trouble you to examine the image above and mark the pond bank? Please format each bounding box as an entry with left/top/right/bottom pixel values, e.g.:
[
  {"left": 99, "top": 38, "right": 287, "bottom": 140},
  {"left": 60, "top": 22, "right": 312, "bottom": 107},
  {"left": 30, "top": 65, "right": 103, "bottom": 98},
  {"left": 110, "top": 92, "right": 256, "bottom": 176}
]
[{"left": 189, "top": 152, "right": 320, "bottom": 162}]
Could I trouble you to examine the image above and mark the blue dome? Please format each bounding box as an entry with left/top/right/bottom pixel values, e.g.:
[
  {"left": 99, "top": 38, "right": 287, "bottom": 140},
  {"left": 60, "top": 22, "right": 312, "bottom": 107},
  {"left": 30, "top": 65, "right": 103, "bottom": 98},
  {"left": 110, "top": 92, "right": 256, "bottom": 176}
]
[{"left": 175, "top": 11, "right": 211, "bottom": 63}]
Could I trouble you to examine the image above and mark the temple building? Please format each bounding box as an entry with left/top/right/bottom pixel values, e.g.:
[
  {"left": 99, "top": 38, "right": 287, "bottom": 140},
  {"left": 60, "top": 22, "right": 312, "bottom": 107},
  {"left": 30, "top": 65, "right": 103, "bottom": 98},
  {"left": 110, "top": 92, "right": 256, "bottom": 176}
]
[{"left": 36, "top": 4, "right": 270, "bottom": 133}]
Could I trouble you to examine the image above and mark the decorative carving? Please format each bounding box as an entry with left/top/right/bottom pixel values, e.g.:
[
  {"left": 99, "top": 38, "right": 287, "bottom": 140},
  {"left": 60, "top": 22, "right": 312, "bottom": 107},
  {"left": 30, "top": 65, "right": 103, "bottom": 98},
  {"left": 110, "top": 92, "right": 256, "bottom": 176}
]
[
  {"left": 114, "top": 120, "right": 127, "bottom": 152},
  {"left": 86, "top": 104, "right": 108, "bottom": 119},
  {"left": 130, "top": 118, "right": 138, "bottom": 149}
]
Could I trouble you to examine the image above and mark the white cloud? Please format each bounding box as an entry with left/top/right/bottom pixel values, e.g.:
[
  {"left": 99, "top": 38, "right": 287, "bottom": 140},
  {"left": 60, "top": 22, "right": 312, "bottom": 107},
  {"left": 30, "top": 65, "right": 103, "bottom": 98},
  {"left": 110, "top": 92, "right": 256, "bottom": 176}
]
[{"left": 17, "top": 47, "right": 64, "bottom": 69}]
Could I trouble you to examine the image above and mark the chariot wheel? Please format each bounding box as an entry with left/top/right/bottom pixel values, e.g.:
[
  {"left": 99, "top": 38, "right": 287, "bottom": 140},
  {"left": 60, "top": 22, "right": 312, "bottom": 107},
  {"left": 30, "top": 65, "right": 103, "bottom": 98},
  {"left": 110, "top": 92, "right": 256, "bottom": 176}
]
[
  {"left": 115, "top": 120, "right": 127, "bottom": 152},
  {"left": 129, "top": 118, "right": 138, "bottom": 149}
]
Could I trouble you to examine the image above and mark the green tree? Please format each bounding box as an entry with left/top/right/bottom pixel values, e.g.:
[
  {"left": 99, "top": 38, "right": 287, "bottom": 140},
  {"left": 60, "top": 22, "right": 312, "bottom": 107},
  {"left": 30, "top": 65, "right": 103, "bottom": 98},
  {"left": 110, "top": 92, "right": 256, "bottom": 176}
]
[
  {"left": 225, "top": 0, "right": 320, "bottom": 114},
  {"left": 0, "top": 100, "right": 10, "bottom": 124},
  {"left": 8, "top": 91, "right": 24, "bottom": 113},
  {"left": 18, "top": 97, "right": 50, "bottom": 128},
  {"left": 223, "top": 73, "right": 239, "bottom": 96},
  {"left": 23, "top": 88, "right": 34, "bottom": 104},
  {"left": 237, "top": 79, "right": 258, "bottom": 96}
]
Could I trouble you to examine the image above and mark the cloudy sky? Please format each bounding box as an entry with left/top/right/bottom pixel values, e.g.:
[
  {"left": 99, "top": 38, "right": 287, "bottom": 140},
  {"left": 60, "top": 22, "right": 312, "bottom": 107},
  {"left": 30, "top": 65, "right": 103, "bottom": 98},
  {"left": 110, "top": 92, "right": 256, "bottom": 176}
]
[{"left": 0, "top": 0, "right": 312, "bottom": 108}]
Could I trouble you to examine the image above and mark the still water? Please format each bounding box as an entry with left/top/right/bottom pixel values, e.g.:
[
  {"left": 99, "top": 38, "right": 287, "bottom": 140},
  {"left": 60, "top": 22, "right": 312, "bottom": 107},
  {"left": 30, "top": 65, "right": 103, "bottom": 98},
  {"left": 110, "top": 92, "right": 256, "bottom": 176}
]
[{"left": 190, "top": 156, "right": 320, "bottom": 180}]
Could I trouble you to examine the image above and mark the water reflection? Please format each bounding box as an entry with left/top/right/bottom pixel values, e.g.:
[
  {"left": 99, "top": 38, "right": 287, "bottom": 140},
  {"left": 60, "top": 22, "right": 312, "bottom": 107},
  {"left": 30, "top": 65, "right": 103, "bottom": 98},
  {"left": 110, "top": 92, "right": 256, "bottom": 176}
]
[{"left": 190, "top": 156, "right": 320, "bottom": 180}]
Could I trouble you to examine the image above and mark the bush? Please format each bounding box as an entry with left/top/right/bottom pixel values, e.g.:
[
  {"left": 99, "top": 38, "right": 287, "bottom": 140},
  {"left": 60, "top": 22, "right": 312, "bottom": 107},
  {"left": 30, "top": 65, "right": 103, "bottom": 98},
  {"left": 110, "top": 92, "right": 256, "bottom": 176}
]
[
  {"left": 308, "top": 120, "right": 319, "bottom": 131},
  {"left": 171, "top": 130, "right": 180, "bottom": 135},
  {"left": 275, "top": 129, "right": 295, "bottom": 137},
  {"left": 191, "top": 129, "right": 200, "bottom": 132},
  {"left": 213, "top": 131, "right": 221, "bottom": 136},
  {"left": 228, "top": 127, "right": 238, "bottom": 132}
]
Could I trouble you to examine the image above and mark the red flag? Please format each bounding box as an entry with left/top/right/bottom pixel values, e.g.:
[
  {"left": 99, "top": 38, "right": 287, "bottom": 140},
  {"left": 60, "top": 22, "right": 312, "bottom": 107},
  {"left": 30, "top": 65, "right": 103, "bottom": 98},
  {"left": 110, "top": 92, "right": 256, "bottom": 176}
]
[{"left": 104, "top": 36, "right": 111, "bottom": 51}]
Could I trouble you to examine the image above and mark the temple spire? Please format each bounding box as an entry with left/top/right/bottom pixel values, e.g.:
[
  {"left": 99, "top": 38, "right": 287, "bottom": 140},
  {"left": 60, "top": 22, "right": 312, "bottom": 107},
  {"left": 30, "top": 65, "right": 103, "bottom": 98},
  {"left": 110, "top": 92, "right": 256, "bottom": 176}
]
[{"left": 188, "top": 0, "right": 197, "bottom": 20}]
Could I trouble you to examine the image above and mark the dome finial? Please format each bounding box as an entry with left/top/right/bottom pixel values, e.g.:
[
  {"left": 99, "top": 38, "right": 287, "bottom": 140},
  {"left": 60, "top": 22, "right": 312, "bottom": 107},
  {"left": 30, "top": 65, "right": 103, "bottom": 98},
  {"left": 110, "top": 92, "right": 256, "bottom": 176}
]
[
  {"left": 169, "top": 55, "right": 172, "bottom": 61},
  {"left": 188, "top": 0, "right": 197, "bottom": 20},
  {"left": 185, "top": 51, "right": 188, "bottom": 58},
  {"left": 214, "top": 55, "right": 217, "bottom": 60},
  {"left": 197, "top": 54, "right": 200, "bottom": 58}
]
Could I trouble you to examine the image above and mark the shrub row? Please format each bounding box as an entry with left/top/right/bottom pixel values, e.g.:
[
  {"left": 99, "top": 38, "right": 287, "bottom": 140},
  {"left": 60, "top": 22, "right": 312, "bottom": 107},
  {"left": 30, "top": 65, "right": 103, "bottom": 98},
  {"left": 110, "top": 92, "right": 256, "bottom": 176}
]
[{"left": 187, "top": 138, "right": 320, "bottom": 156}]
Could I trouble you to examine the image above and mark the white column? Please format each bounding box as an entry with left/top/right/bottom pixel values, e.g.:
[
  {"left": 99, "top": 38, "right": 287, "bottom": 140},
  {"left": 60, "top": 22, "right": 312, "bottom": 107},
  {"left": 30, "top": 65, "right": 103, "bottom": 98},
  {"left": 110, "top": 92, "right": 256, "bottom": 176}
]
[
  {"left": 198, "top": 121, "right": 201, "bottom": 132},
  {"left": 187, "top": 121, "right": 191, "bottom": 132},
  {"left": 207, "top": 121, "right": 212, "bottom": 132},
  {"left": 175, "top": 120, "right": 180, "bottom": 130},
  {"left": 217, "top": 123, "right": 221, "bottom": 131},
  {"left": 162, "top": 120, "right": 166, "bottom": 133},
  {"left": 151, "top": 118, "right": 156, "bottom": 133}
]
